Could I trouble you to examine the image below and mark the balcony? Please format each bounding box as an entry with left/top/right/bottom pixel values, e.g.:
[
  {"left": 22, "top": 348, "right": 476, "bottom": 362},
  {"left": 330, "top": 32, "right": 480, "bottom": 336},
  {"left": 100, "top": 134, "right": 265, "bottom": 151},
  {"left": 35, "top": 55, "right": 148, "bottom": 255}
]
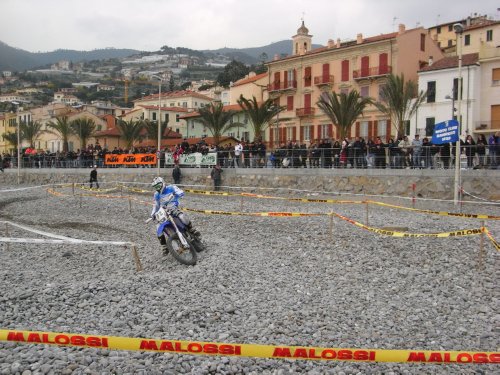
[
  {"left": 296, "top": 107, "right": 316, "bottom": 117},
  {"left": 353, "top": 66, "right": 392, "bottom": 80},
  {"left": 314, "top": 75, "right": 335, "bottom": 86},
  {"left": 267, "top": 81, "right": 297, "bottom": 92}
]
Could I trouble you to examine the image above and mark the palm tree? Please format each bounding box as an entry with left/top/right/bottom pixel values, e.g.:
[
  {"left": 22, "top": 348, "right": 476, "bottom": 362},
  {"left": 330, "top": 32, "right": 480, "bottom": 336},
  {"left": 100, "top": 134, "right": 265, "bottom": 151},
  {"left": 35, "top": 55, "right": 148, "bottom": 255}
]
[
  {"left": 2, "top": 132, "right": 19, "bottom": 151},
  {"left": 143, "top": 119, "right": 168, "bottom": 146},
  {"left": 46, "top": 116, "right": 74, "bottom": 152},
  {"left": 375, "top": 73, "right": 426, "bottom": 139},
  {"left": 197, "top": 102, "right": 237, "bottom": 146},
  {"left": 317, "top": 90, "right": 373, "bottom": 140},
  {"left": 237, "top": 95, "right": 284, "bottom": 141},
  {"left": 20, "top": 120, "right": 44, "bottom": 148},
  {"left": 115, "top": 119, "right": 146, "bottom": 149},
  {"left": 71, "top": 118, "right": 96, "bottom": 149}
]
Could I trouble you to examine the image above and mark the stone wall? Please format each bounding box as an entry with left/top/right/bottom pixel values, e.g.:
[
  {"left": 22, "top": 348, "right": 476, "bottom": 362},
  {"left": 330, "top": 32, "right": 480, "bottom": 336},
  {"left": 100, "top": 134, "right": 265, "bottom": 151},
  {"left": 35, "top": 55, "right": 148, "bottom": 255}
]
[{"left": 0, "top": 167, "right": 499, "bottom": 200}]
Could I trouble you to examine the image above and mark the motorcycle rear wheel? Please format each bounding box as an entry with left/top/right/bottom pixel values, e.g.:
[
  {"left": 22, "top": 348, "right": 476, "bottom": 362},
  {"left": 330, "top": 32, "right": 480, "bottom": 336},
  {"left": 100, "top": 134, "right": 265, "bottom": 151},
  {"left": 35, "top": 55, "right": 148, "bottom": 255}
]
[{"left": 166, "top": 233, "right": 197, "bottom": 265}]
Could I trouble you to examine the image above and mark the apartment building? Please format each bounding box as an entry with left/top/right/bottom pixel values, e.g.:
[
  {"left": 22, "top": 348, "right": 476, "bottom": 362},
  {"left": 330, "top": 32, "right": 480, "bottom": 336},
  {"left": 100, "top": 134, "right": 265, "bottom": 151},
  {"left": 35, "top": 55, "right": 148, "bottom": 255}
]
[
  {"left": 428, "top": 15, "right": 499, "bottom": 55},
  {"left": 264, "top": 21, "right": 444, "bottom": 146},
  {"left": 133, "top": 90, "right": 212, "bottom": 112}
]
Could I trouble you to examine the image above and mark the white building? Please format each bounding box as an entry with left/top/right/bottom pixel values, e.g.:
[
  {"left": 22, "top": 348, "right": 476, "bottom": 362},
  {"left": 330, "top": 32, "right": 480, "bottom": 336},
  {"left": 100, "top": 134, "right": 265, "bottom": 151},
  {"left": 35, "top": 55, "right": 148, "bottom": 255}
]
[{"left": 412, "top": 53, "right": 480, "bottom": 138}]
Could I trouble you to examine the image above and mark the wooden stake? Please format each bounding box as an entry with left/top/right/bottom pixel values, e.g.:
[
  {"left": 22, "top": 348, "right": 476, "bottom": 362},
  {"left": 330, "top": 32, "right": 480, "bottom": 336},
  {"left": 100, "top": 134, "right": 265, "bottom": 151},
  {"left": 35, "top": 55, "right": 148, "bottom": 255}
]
[
  {"left": 365, "top": 201, "right": 369, "bottom": 226},
  {"left": 131, "top": 244, "right": 143, "bottom": 271},
  {"left": 479, "top": 220, "right": 485, "bottom": 270},
  {"left": 128, "top": 198, "right": 132, "bottom": 214},
  {"left": 79, "top": 194, "right": 82, "bottom": 208},
  {"left": 72, "top": 182, "right": 75, "bottom": 196},
  {"left": 240, "top": 195, "right": 243, "bottom": 212}
]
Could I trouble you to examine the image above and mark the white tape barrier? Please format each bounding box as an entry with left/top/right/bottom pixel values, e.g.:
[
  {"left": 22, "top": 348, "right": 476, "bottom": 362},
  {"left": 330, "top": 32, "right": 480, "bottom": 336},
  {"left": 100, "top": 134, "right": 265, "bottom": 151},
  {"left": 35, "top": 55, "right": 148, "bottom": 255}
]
[
  {"left": 0, "top": 238, "right": 131, "bottom": 246},
  {"left": 0, "top": 221, "right": 132, "bottom": 246}
]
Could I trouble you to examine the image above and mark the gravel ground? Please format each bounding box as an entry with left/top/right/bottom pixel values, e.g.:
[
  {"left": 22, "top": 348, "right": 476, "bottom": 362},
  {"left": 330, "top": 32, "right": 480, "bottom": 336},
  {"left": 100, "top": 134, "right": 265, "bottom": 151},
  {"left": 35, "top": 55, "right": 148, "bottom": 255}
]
[{"left": 0, "top": 182, "right": 498, "bottom": 374}]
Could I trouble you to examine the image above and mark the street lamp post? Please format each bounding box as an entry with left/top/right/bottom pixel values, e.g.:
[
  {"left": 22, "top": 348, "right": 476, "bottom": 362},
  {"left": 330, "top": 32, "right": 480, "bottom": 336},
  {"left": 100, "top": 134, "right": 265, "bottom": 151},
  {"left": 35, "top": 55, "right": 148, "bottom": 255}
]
[
  {"left": 11, "top": 101, "right": 20, "bottom": 184},
  {"left": 152, "top": 75, "right": 162, "bottom": 176},
  {"left": 453, "top": 23, "right": 464, "bottom": 205}
]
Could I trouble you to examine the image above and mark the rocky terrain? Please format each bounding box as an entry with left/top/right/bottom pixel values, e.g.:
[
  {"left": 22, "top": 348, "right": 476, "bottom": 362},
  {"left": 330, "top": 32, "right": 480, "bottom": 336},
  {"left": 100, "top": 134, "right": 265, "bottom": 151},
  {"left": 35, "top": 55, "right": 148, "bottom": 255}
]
[{"left": 0, "top": 182, "right": 498, "bottom": 374}]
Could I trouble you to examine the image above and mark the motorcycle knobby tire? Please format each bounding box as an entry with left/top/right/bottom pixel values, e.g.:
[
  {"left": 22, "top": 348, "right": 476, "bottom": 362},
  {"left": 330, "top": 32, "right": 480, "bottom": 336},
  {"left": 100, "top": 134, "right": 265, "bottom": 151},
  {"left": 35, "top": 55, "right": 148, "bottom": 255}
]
[{"left": 166, "top": 233, "right": 197, "bottom": 266}]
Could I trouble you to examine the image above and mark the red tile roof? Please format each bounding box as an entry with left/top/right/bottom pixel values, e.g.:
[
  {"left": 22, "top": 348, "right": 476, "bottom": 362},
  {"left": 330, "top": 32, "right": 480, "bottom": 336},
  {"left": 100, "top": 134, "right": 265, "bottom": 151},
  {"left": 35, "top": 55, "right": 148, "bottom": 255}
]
[
  {"left": 139, "top": 105, "right": 189, "bottom": 112},
  {"left": 419, "top": 53, "right": 479, "bottom": 72},
  {"left": 178, "top": 103, "right": 244, "bottom": 119},
  {"left": 133, "top": 90, "right": 212, "bottom": 103},
  {"left": 233, "top": 73, "right": 267, "bottom": 87},
  {"left": 464, "top": 19, "right": 499, "bottom": 32}
]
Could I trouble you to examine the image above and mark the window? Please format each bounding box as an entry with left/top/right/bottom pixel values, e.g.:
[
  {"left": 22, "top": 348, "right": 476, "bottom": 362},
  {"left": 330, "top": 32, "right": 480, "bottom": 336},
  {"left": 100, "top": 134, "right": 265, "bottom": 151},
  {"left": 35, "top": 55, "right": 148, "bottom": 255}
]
[
  {"left": 492, "top": 68, "right": 500, "bottom": 85},
  {"left": 175, "top": 128, "right": 179, "bottom": 133},
  {"left": 377, "top": 120, "right": 387, "bottom": 138},
  {"left": 182, "top": 102, "right": 187, "bottom": 108},
  {"left": 425, "top": 117, "right": 435, "bottom": 136},
  {"left": 378, "top": 84, "right": 386, "bottom": 101},
  {"left": 426, "top": 81, "right": 436, "bottom": 103},
  {"left": 303, "top": 126, "right": 311, "bottom": 141},
  {"left": 170, "top": 102, "right": 175, "bottom": 106},
  {"left": 152, "top": 112, "right": 157, "bottom": 121},
  {"left": 304, "top": 67, "right": 311, "bottom": 87},
  {"left": 420, "top": 34, "right": 426, "bottom": 51},
  {"left": 286, "top": 127, "right": 294, "bottom": 141},
  {"left": 320, "top": 124, "right": 329, "bottom": 138},
  {"left": 165, "top": 114, "right": 169, "bottom": 123},
  {"left": 437, "top": 26, "right": 441, "bottom": 34},
  {"left": 448, "top": 24, "right": 453, "bottom": 32},
  {"left": 360, "top": 86, "right": 369, "bottom": 98},
  {"left": 287, "top": 96, "right": 294, "bottom": 110},
  {"left": 341, "top": 60, "right": 349, "bottom": 81},
  {"left": 448, "top": 40, "right": 453, "bottom": 47},
  {"left": 360, "top": 121, "right": 369, "bottom": 138},
  {"left": 464, "top": 34, "right": 470, "bottom": 46},
  {"left": 176, "top": 114, "right": 180, "bottom": 122},
  {"left": 244, "top": 114, "right": 248, "bottom": 124},
  {"left": 453, "top": 78, "right": 463, "bottom": 100},
  {"left": 486, "top": 29, "right": 493, "bottom": 42}
]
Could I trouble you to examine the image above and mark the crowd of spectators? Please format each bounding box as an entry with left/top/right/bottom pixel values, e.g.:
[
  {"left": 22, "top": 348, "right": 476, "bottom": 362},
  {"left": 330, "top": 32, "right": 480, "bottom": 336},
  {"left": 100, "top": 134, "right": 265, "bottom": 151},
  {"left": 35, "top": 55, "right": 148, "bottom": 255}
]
[{"left": 1, "top": 132, "right": 498, "bottom": 169}]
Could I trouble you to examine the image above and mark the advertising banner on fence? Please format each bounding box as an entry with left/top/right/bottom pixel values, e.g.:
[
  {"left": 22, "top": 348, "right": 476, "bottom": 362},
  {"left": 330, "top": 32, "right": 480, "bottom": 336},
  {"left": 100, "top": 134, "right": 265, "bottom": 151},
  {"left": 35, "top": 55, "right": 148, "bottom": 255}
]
[
  {"left": 105, "top": 154, "right": 157, "bottom": 165},
  {"left": 432, "top": 120, "right": 459, "bottom": 144},
  {"left": 105, "top": 153, "right": 216, "bottom": 167}
]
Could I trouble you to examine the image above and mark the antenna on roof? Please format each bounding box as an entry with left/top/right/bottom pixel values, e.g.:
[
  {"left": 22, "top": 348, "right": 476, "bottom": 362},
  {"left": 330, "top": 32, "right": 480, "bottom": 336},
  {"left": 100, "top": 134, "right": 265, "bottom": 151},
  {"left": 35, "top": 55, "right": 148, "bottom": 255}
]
[
  {"left": 436, "top": 14, "right": 441, "bottom": 25},
  {"left": 392, "top": 17, "right": 398, "bottom": 31},
  {"left": 301, "top": 11, "right": 305, "bottom": 22}
]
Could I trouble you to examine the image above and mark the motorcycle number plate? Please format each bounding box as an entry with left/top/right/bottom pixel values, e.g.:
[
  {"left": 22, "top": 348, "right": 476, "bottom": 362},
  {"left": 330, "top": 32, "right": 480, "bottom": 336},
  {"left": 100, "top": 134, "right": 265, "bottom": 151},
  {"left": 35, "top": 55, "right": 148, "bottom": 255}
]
[{"left": 155, "top": 209, "right": 167, "bottom": 222}]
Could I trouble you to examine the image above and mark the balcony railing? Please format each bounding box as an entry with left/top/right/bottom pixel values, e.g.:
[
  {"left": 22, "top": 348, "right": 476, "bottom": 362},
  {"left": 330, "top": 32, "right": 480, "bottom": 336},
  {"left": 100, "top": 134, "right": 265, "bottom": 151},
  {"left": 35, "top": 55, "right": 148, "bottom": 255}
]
[
  {"left": 296, "top": 107, "right": 315, "bottom": 117},
  {"left": 267, "top": 81, "right": 297, "bottom": 92},
  {"left": 353, "top": 66, "right": 392, "bottom": 79},
  {"left": 314, "top": 75, "right": 335, "bottom": 86}
]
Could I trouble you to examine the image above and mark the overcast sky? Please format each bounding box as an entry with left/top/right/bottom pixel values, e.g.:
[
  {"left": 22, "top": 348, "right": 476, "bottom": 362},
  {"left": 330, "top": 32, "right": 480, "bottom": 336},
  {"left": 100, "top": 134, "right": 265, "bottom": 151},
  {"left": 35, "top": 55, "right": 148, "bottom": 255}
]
[{"left": 2, "top": 0, "right": 498, "bottom": 52}]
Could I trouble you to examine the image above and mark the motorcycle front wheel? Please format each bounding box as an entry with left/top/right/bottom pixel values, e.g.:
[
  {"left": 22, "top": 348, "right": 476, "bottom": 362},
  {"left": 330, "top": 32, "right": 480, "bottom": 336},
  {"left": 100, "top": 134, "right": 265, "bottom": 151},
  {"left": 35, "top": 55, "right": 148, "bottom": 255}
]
[{"left": 166, "top": 233, "right": 198, "bottom": 265}]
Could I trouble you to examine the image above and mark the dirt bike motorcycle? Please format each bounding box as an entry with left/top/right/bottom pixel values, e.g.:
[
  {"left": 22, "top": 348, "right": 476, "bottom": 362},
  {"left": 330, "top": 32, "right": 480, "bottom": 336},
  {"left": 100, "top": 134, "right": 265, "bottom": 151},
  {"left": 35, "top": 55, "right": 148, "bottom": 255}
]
[{"left": 146, "top": 204, "right": 205, "bottom": 266}]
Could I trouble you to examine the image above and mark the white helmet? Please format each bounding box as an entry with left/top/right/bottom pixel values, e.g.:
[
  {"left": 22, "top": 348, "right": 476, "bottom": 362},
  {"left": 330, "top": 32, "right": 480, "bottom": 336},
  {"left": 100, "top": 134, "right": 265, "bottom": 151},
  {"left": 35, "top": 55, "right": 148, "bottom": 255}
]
[{"left": 151, "top": 176, "right": 165, "bottom": 192}]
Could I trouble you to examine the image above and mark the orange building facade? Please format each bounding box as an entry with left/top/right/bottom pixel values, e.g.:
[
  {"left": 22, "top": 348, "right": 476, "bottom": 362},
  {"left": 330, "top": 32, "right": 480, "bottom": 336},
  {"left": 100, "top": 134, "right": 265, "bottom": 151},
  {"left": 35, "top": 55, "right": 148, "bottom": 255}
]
[{"left": 264, "top": 22, "right": 444, "bottom": 147}]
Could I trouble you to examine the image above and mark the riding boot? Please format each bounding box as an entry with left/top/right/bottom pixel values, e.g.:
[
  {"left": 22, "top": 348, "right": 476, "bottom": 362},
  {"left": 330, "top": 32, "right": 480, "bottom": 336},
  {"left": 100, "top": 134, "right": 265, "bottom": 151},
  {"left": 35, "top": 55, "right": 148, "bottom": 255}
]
[{"left": 187, "top": 223, "right": 201, "bottom": 238}]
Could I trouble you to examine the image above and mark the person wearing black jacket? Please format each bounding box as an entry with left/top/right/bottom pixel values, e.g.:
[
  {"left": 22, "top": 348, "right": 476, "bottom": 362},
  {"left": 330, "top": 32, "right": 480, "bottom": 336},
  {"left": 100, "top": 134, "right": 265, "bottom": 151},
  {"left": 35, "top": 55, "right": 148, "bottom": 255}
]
[
  {"left": 172, "top": 165, "right": 182, "bottom": 184},
  {"left": 89, "top": 166, "right": 99, "bottom": 189}
]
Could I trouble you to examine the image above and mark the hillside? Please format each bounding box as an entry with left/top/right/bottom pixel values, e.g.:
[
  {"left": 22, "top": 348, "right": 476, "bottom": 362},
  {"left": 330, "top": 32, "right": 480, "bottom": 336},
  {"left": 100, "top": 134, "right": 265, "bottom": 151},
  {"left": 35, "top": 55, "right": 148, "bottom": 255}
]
[
  {"left": 205, "top": 40, "right": 324, "bottom": 62},
  {"left": 0, "top": 41, "right": 140, "bottom": 71}
]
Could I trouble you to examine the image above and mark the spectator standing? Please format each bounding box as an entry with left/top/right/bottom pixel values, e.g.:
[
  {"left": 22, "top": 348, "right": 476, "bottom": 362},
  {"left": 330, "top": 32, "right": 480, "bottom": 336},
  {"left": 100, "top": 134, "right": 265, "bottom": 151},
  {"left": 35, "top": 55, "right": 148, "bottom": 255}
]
[
  {"left": 234, "top": 141, "right": 243, "bottom": 168},
  {"left": 464, "top": 134, "right": 476, "bottom": 169},
  {"left": 210, "top": 164, "right": 223, "bottom": 191},
  {"left": 89, "top": 165, "right": 99, "bottom": 189},
  {"left": 476, "top": 134, "right": 487, "bottom": 167},
  {"left": 411, "top": 134, "right": 423, "bottom": 169},
  {"left": 172, "top": 164, "right": 182, "bottom": 184}
]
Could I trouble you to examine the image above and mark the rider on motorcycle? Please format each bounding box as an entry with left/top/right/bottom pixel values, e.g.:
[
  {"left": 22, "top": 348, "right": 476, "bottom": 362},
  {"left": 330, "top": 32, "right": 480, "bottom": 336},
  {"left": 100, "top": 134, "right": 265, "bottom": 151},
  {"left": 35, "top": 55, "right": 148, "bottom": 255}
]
[{"left": 151, "top": 177, "right": 201, "bottom": 250}]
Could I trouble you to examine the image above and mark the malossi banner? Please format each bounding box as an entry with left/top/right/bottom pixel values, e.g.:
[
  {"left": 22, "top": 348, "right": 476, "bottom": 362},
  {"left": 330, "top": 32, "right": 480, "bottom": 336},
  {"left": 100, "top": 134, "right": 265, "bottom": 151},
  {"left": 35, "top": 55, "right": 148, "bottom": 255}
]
[{"left": 105, "top": 154, "right": 156, "bottom": 165}]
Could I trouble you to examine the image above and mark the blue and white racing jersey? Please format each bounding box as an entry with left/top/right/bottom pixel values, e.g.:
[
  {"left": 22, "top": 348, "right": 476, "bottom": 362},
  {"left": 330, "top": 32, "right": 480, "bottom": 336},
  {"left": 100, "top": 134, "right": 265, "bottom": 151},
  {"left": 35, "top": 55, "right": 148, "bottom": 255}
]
[{"left": 151, "top": 184, "right": 185, "bottom": 216}]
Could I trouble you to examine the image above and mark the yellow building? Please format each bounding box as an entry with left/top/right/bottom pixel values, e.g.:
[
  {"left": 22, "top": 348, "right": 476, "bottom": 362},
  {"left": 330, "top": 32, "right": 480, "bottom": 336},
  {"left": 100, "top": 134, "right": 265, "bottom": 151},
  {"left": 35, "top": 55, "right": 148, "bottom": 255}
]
[
  {"left": 264, "top": 22, "right": 444, "bottom": 146},
  {"left": 0, "top": 112, "right": 17, "bottom": 154}
]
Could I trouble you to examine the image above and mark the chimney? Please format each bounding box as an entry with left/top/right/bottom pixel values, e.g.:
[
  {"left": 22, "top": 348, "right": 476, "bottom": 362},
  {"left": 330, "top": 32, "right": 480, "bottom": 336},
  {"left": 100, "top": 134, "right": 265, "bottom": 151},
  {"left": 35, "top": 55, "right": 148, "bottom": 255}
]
[
  {"left": 356, "top": 33, "right": 363, "bottom": 44},
  {"left": 273, "top": 54, "right": 280, "bottom": 61},
  {"left": 336, "top": 38, "right": 341, "bottom": 48},
  {"left": 428, "top": 56, "right": 433, "bottom": 66},
  {"left": 327, "top": 39, "right": 335, "bottom": 48},
  {"left": 398, "top": 24, "right": 406, "bottom": 34}
]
